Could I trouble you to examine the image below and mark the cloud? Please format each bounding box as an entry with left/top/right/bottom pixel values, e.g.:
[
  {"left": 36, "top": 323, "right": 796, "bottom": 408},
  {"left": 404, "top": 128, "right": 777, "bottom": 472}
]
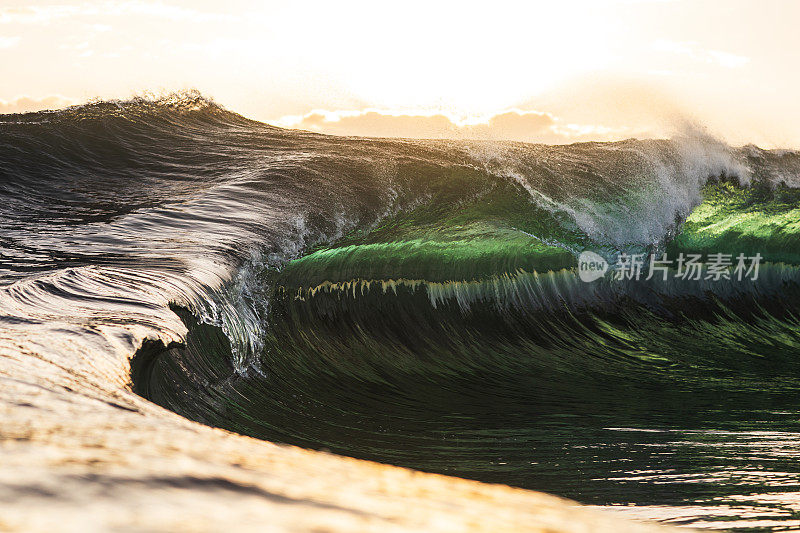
[
  {"left": 284, "top": 110, "right": 459, "bottom": 139},
  {"left": 0, "top": 35, "right": 19, "bottom": 48},
  {"left": 0, "top": 2, "right": 234, "bottom": 25},
  {"left": 0, "top": 95, "right": 77, "bottom": 114},
  {"left": 278, "top": 109, "right": 636, "bottom": 144},
  {"left": 0, "top": 5, "right": 80, "bottom": 24},
  {"left": 652, "top": 39, "right": 750, "bottom": 68},
  {"left": 105, "top": 1, "right": 237, "bottom": 22},
  {"left": 705, "top": 50, "right": 750, "bottom": 69}
]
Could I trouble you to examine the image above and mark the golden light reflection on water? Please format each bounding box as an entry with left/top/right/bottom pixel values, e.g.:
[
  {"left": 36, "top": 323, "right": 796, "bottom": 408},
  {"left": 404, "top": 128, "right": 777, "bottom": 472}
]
[{"left": 591, "top": 428, "right": 800, "bottom": 529}]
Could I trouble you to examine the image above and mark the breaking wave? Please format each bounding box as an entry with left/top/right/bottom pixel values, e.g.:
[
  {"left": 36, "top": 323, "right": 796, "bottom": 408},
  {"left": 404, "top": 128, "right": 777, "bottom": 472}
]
[{"left": 4, "top": 92, "right": 800, "bottom": 530}]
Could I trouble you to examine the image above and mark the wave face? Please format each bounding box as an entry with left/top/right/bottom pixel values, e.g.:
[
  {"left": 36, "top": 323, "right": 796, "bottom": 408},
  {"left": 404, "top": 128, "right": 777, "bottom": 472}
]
[{"left": 5, "top": 94, "right": 800, "bottom": 530}]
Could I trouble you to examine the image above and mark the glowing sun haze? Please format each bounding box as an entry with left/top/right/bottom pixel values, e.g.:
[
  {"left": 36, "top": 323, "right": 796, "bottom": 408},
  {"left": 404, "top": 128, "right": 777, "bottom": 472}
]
[{"left": 1, "top": 0, "right": 799, "bottom": 147}]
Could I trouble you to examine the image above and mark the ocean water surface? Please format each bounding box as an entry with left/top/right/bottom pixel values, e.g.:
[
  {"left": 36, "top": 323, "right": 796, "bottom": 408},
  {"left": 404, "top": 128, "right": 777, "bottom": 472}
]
[{"left": 4, "top": 94, "right": 800, "bottom": 530}]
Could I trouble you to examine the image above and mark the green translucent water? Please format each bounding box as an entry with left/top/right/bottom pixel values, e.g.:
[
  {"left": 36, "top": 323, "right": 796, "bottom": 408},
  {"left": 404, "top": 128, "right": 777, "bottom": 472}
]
[{"left": 135, "top": 179, "right": 800, "bottom": 532}]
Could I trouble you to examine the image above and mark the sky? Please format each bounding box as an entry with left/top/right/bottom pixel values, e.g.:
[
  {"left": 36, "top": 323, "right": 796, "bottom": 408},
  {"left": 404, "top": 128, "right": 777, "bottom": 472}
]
[{"left": 1, "top": 0, "right": 798, "bottom": 147}]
